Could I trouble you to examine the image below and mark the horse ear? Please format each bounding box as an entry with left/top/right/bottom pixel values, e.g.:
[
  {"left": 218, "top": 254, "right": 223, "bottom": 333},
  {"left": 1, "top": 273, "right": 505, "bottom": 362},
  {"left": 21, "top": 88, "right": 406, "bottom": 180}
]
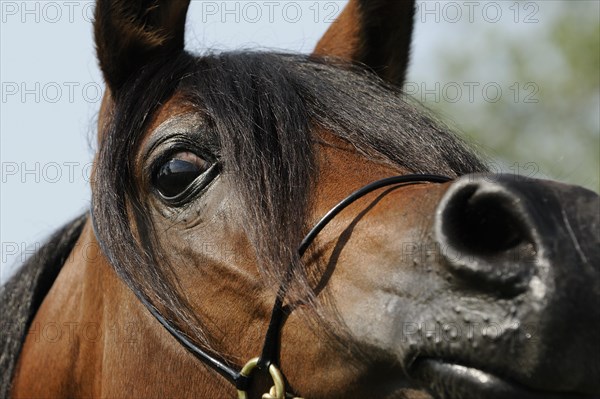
[
  {"left": 314, "top": 0, "right": 415, "bottom": 86},
  {"left": 94, "top": 0, "right": 191, "bottom": 92}
]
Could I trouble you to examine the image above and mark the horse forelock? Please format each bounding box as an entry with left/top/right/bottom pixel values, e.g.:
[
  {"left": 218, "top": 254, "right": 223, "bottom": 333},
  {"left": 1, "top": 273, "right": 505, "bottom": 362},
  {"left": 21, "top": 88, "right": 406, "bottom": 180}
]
[{"left": 91, "top": 51, "right": 487, "bottom": 353}]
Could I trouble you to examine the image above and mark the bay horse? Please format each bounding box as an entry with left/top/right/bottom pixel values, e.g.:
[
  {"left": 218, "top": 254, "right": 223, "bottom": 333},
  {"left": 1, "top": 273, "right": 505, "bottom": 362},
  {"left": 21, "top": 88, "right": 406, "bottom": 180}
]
[{"left": 1, "top": 1, "right": 599, "bottom": 398}]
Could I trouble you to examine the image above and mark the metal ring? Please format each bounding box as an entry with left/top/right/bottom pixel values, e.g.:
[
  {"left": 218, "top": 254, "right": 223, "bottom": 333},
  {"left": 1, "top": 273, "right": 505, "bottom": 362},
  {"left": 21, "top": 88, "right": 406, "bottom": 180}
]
[
  {"left": 265, "top": 364, "right": 285, "bottom": 399},
  {"left": 238, "top": 357, "right": 259, "bottom": 399},
  {"left": 237, "top": 357, "right": 285, "bottom": 399}
]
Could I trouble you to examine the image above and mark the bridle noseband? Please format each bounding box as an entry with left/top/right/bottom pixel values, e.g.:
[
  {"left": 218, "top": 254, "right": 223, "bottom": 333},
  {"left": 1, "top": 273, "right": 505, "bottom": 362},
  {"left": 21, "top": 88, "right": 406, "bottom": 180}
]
[{"left": 106, "top": 174, "right": 451, "bottom": 398}]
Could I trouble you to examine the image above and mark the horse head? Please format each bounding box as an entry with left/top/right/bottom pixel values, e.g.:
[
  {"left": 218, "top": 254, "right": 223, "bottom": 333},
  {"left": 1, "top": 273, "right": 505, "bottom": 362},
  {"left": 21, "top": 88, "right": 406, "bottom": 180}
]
[{"left": 8, "top": 1, "right": 599, "bottom": 398}]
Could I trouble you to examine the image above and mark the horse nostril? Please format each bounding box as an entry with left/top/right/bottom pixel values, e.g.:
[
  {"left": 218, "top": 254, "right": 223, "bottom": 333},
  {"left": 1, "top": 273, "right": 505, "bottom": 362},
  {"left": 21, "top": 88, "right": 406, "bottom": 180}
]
[
  {"left": 442, "top": 186, "right": 529, "bottom": 254},
  {"left": 435, "top": 176, "right": 540, "bottom": 295}
]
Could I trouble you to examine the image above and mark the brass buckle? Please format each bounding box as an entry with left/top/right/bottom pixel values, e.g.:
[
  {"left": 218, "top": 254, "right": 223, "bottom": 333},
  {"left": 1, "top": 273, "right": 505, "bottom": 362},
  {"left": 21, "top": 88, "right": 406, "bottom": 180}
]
[{"left": 237, "top": 357, "right": 302, "bottom": 399}]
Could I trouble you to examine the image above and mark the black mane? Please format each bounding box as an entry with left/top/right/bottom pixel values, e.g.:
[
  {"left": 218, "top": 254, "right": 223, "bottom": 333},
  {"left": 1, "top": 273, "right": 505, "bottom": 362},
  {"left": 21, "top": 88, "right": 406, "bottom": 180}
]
[{"left": 88, "top": 51, "right": 487, "bottom": 358}]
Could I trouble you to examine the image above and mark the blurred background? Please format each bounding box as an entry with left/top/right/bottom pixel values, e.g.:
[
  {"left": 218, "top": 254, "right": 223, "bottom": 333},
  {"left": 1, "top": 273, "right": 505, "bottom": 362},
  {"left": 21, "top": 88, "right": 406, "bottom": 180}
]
[
  {"left": 410, "top": 0, "right": 599, "bottom": 191},
  {"left": 1, "top": 0, "right": 599, "bottom": 282}
]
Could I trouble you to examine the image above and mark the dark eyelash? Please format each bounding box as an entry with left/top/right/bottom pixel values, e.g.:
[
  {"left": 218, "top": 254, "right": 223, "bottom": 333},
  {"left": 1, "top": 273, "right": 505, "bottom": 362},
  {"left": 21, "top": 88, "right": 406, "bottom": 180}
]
[{"left": 148, "top": 139, "right": 216, "bottom": 179}]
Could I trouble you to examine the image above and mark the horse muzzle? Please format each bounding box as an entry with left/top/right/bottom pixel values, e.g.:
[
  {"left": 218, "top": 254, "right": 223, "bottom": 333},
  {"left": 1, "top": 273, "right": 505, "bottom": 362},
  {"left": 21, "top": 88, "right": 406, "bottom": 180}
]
[{"left": 407, "top": 174, "right": 600, "bottom": 398}]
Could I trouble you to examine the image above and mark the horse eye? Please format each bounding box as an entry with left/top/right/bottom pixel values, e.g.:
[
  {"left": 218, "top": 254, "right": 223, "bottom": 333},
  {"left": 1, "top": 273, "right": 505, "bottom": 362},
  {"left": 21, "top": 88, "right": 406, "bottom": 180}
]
[{"left": 154, "top": 152, "right": 210, "bottom": 198}]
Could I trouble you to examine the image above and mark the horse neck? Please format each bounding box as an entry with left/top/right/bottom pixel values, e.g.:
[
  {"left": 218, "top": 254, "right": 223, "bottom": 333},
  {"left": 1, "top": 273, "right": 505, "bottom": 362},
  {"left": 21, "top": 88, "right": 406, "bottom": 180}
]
[{"left": 11, "top": 220, "right": 233, "bottom": 398}]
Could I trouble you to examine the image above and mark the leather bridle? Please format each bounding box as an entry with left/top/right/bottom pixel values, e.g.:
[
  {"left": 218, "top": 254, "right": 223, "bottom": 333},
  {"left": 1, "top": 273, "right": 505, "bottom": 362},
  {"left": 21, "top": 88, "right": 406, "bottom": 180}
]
[{"left": 103, "top": 174, "right": 452, "bottom": 398}]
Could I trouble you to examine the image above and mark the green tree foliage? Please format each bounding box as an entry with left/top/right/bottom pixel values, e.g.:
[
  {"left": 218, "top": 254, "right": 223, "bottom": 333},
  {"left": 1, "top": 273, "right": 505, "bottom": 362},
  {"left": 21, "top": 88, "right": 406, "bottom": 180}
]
[{"left": 413, "top": 1, "right": 599, "bottom": 191}]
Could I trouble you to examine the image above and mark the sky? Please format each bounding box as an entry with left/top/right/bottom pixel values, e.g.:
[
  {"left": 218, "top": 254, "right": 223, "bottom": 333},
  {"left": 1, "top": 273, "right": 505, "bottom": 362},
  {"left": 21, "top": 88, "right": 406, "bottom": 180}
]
[{"left": 1, "top": 1, "right": 598, "bottom": 283}]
